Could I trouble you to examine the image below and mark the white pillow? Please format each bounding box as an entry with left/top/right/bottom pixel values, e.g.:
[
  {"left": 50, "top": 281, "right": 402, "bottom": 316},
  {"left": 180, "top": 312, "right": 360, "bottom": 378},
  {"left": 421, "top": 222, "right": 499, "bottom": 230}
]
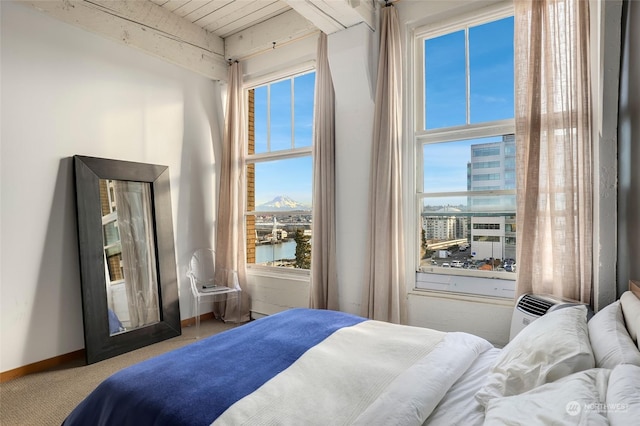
[
  {"left": 607, "top": 364, "right": 640, "bottom": 426},
  {"left": 484, "top": 368, "right": 610, "bottom": 426},
  {"left": 620, "top": 291, "right": 640, "bottom": 346},
  {"left": 588, "top": 301, "right": 640, "bottom": 369},
  {"left": 475, "top": 305, "right": 594, "bottom": 408}
]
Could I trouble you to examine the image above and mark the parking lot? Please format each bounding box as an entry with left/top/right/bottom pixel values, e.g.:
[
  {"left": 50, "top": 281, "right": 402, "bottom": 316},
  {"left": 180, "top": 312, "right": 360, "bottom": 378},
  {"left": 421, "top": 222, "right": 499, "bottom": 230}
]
[{"left": 426, "top": 247, "right": 515, "bottom": 272}]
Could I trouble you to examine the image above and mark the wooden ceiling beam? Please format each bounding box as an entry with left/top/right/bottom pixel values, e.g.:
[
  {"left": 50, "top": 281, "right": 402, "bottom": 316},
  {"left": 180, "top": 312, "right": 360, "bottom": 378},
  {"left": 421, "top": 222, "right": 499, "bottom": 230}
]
[
  {"left": 24, "top": 0, "right": 228, "bottom": 81},
  {"left": 282, "top": 0, "right": 375, "bottom": 34},
  {"left": 224, "top": 9, "right": 317, "bottom": 61}
]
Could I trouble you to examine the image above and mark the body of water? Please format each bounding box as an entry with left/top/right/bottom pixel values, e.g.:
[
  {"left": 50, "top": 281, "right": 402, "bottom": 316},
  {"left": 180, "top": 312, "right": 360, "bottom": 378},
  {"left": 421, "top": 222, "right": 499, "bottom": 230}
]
[{"left": 256, "top": 240, "right": 296, "bottom": 264}]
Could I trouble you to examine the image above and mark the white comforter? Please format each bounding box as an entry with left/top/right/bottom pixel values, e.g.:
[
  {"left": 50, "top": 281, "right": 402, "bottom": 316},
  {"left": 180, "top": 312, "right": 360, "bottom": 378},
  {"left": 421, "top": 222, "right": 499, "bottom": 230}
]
[{"left": 213, "top": 320, "right": 494, "bottom": 426}]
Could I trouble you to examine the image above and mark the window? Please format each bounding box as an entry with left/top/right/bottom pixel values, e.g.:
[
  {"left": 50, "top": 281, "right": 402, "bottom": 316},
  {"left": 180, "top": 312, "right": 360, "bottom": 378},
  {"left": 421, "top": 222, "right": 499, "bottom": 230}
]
[
  {"left": 100, "top": 179, "right": 124, "bottom": 285},
  {"left": 473, "top": 223, "right": 501, "bottom": 230},
  {"left": 415, "top": 7, "right": 516, "bottom": 297},
  {"left": 474, "top": 161, "right": 501, "bottom": 169},
  {"left": 246, "top": 71, "right": 315, "bottom": 269}
]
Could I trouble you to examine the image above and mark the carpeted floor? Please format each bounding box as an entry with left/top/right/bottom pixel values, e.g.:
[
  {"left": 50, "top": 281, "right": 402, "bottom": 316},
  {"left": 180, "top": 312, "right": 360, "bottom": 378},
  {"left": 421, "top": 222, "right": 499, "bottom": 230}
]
[{"left": 0, "top": 319, "right": 241, "bottom": 426}]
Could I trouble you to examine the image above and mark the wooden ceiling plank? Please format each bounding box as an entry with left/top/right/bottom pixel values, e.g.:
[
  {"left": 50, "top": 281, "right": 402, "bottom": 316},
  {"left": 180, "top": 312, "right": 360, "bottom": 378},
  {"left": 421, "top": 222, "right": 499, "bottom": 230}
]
[
  {"left": 195, "top": 0, "right": 278, "bottom": 32},
  {"left": 159, "top": 0, "right": 191, "bottom": 13},
  {"left": 190, "top": 0, "right": 249, "bottom": 29},
  {"left": 183, "top": 0, "right": 234, "bottom": 24},
  {"left": 24, "top": 0, "right": 228, "bottom": 80},
  {"left": 171, "top": 0, "right": 212, "bottom": 18},
  {"left": 202, "top": 1, "right": 289, "bottom": 37}
]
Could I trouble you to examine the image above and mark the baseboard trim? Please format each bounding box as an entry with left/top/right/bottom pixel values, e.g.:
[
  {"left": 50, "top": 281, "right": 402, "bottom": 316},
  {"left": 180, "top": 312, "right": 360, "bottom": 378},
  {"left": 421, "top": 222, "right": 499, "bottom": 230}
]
[
  {"left": 0, "top": 349, "right": 86, "bottom": 383},
  {"left": 1, "top": 315, "right": 210, "bottom": 383}
]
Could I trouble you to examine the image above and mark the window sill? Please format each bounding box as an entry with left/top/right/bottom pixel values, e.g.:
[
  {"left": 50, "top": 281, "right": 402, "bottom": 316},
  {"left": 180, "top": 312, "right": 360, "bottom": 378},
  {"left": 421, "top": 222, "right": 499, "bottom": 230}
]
[
  {"left": 247, "top": 264, "right": 310, "bottom": 281},
  {"left": 415, "top": 270, "right": 515, "bottom": 299},
  {"left": 408, "top": 288, "right": 515, "bottom": 306}
]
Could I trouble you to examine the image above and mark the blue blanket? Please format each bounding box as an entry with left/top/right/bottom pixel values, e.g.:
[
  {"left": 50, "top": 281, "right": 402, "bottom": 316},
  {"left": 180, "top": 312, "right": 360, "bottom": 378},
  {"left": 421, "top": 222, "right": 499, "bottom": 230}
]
[{"left": 63, "top": 308, "right": 366, "bottom": 426}]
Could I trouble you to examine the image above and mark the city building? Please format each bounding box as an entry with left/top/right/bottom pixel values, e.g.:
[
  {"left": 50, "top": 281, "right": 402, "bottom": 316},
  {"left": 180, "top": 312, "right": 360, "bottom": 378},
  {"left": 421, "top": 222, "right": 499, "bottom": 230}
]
[
  {"left": 422, "top": 135, "right": 515, "bottom": 258},
  {"left": 467, "top": 135, "right": 517, "bottom": 261}
]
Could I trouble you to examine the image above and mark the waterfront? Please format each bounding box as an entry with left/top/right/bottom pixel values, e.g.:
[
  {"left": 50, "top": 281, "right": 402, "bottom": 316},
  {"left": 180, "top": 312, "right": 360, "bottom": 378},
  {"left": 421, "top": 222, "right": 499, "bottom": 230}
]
[{"left": 256, "top": 240, "right": 296, "bottom": 265}]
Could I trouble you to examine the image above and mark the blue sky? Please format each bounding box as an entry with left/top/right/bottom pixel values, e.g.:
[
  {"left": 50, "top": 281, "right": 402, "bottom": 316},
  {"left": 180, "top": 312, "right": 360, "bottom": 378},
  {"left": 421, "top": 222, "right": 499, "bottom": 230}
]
[
  {"left": 253, "top": 72, "right": 315, "bottom": 206},
  {"left": 423, "top": 16, "right": 514, "bottom": 200},
  {"left": 252, "top": 16, "right": 514, "bottom": 208},
  {"left": 254, "top": 157, "right": 313, "bottom": 206}
]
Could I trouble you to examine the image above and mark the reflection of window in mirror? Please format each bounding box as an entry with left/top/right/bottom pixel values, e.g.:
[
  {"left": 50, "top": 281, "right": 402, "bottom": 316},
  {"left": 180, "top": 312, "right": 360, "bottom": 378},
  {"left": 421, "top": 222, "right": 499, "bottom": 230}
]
[
  {"left": 99, "top": 179, "right": 160, "bottom": 335},
  {"left": 100, "top": 179, "right": 124, "bottom": 284}
]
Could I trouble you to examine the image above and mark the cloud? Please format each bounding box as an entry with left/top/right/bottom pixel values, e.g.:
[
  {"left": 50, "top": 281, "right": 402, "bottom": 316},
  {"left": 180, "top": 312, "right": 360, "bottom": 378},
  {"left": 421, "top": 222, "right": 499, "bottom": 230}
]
[{"left": 478, "top": 95, "right": 507, "bottom": 104}]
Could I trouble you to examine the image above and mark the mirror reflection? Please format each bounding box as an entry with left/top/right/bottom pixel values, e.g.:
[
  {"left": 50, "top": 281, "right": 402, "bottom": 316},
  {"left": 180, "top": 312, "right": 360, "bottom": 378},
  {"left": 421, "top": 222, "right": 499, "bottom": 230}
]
[{"left": 100, "top": 179, "right": 160, "bottom": 335}]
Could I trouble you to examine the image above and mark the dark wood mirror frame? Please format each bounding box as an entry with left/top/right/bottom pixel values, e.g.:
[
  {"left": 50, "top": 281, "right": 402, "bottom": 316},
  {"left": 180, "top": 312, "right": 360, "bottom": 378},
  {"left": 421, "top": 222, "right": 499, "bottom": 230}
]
[{"left": 74, "top": 155, "right": 181, "bottom": 364}]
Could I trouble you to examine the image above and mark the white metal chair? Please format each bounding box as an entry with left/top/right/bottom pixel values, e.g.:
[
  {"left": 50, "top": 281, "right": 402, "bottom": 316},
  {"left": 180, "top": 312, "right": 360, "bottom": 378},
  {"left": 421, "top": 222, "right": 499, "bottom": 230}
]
[{"left": 186, "top": 248, "right": 240, "bottom": 338}]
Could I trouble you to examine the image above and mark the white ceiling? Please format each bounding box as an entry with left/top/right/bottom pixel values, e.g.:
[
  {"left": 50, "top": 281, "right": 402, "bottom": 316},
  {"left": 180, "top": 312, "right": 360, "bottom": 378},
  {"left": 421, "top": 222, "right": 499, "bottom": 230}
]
[{"left": 149, "top": 0, "right": 293, "bottom": 39}]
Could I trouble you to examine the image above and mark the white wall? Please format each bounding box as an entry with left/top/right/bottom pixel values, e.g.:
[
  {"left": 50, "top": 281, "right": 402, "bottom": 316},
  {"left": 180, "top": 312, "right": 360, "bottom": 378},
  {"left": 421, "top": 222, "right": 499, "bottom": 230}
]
[
  {"left": 0, "top": 1, "right": 222, "bottom": 372},
  {"left": 407, "top": 292, "right": 513, "bottom": 346},
  {"left": 328, "top": 23, "right": 376, "bottom": 315},
  {"left": 590, "top": 0, "right": 622, "bottom": 310}
]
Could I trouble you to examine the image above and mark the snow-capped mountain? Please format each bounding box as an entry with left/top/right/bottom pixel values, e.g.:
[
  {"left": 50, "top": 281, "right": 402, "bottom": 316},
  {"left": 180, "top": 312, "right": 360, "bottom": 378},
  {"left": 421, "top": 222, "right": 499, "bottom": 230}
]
[{"left": 257, "top": 195, "right": 310, "bottom": 211}]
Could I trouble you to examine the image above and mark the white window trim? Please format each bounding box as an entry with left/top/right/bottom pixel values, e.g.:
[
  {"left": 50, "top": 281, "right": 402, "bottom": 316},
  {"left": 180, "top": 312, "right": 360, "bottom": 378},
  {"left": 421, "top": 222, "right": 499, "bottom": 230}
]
[
  {"left": 415, "top": 122, "right": 515, "bottom": 194},
  {"left": 413, "top": 3, "right": 514, "bottom": 131},
  {"left": 408, "top": 2, "right": 516, "bottom": 299},
  {"left": 244, "top": 70, "right": 315, "bottom": 271},
  {"left": 243, "top": 61, "right": 316, "bottom": 90},
  {"left": 247, "top": 73, "right": 315, "bottom": 153},
  {"left": 245, "top": 146, "right": 312, "bottom": 167}
]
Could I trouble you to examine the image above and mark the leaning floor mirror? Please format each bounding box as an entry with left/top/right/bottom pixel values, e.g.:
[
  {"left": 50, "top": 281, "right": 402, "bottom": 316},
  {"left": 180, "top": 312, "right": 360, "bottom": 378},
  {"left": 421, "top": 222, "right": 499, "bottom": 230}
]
[{"left": 74, "top": 155, "right": 181, "bottom": 364}]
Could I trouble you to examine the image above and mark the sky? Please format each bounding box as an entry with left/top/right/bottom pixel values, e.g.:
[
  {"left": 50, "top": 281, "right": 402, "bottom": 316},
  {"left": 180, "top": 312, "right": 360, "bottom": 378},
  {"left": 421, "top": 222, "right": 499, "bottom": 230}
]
[
  {"left": 252, "top": 16, "right": 514, "bottom": 208},
  {"left": 253, "top": 72, "right": 315, "bottom": 206},
  {"left": 423, "top": 16, "right": 514, "bottom": 202}
]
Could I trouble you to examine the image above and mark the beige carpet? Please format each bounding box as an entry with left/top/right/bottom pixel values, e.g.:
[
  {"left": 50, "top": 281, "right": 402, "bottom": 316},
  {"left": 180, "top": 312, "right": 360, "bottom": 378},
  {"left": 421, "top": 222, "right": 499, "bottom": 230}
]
[{"left": 0, "top": 320, "right": 241, "bottom": 426}]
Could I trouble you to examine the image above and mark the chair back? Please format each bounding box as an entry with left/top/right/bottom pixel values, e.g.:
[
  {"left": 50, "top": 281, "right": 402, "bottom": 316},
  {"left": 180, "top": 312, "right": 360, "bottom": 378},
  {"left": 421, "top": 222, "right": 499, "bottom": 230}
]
[{"left": 187, "top": 249, "right": 216, "bottom": 292}]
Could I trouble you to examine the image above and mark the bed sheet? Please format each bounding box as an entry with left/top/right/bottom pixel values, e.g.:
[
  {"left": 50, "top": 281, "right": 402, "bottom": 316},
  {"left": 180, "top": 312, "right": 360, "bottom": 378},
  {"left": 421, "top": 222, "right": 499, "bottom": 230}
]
[
  {"left": 425, "top": 346, "right": 501, "bottom": 425},
  {"left": 214, "top": 329, "right": 493, "bottom": 426}
]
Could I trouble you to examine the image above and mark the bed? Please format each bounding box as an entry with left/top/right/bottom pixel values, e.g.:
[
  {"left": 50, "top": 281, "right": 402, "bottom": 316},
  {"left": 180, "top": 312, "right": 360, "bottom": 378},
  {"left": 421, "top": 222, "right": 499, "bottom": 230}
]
[{"left": 63, "top": 284, "right": 640, "bottom": 426}]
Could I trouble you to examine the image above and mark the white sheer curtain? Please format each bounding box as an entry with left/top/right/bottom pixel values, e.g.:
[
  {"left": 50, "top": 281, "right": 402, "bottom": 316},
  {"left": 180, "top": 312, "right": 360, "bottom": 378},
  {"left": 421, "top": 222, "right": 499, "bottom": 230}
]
[
  {"left": 215, "top": 61, "right": 250, "bottom": 322},
  {"left": 114, "top": 181, "right": 160, "bottom": 328},
  {"left": 515, "top": 0, "right": 593, "bottom": 303},
  {"left": 310, "top": 33, "right": 339, "bottom": 310},
  {"left": 362, "top": 4, "right": 405, "bottom": 323}
]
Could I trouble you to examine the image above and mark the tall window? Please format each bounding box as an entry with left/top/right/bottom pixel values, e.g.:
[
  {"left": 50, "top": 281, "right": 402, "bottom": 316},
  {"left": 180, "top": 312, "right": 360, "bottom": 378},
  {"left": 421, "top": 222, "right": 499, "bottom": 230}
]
[
  {"left": 415, "top": 8, "right": 516, "bottom": 296},
  {"left": 246, "top": 71, "right": 315, "bottom": 269}
]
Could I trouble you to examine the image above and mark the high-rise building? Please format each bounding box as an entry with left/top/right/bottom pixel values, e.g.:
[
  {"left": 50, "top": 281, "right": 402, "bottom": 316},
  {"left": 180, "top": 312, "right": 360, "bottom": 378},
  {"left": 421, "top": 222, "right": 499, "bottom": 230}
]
[
  {"left": 467, "top": 135, "right": 516, "bottom": 261},
  {"left": 421, "top": 135, "right": 516, "bottom": 261},
  {"left": 422, "top": 206, "right": 470, "bottom": 241}
]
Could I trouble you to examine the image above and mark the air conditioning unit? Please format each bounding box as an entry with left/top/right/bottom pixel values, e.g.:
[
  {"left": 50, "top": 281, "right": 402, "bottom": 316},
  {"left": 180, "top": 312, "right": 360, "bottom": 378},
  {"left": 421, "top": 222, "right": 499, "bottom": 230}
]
[{"left": 509, "top": 293, "right": 584, "bottom": 341}]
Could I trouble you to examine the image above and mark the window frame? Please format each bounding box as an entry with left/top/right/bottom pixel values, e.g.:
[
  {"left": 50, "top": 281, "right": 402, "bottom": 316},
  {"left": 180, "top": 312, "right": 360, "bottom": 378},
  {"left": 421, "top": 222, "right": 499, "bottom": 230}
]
[
  {"left": 244, "top": 68, "right": 315, "bottom": 274},
  {"left": 412, "top": 3, "right": 516, "bottom": 299}
]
